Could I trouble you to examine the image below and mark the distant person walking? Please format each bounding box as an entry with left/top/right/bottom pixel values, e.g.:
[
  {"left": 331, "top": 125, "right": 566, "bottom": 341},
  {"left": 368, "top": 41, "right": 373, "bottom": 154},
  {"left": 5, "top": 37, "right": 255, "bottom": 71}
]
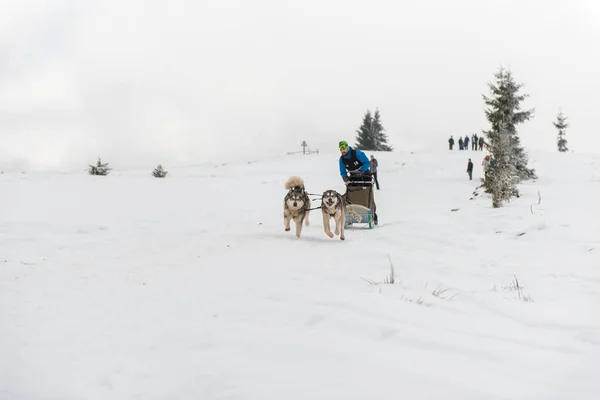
[
  {"left": 482, "top": 154, "right": 492, "bottom": 180},
  {"left": 370, "top": 155, "right": 380, "bottom": 190},
  {"left": 448, "top": 136, "right": 455, "bottom": 150},
  {"left": 467, "top": 158, "right": 473, "bottom": 180}
]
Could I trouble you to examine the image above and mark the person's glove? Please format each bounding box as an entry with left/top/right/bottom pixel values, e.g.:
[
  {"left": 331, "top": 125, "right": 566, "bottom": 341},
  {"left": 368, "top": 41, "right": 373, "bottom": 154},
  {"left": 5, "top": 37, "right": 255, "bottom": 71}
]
[
  {"left": 349, "top": 169, "right": 361, "bottom": 175},
  {"left": 343, "top": 176, "right": 349, "bottom": 182}
]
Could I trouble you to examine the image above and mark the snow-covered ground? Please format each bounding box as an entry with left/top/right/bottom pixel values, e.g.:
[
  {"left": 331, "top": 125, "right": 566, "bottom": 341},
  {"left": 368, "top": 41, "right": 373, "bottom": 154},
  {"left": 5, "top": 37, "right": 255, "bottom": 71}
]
[{"left": 1, "top": 148, "right": 599, "bottom": 400}]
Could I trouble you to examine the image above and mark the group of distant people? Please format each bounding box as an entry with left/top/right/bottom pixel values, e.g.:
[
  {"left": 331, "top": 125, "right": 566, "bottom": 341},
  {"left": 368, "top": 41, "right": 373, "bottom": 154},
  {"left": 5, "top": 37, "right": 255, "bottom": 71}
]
[{"left": 448, "top": 135, "right": 485, "bottom": 151}]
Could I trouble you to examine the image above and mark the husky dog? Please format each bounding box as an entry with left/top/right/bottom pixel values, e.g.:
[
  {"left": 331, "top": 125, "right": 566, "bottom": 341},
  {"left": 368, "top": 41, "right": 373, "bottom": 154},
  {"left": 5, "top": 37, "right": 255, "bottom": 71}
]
[
  {"left": 283, "top": 176, "right": 311, "bottom": 238},
  {"left": 321, "top": 190, "right": 346, "bottom": 240}
]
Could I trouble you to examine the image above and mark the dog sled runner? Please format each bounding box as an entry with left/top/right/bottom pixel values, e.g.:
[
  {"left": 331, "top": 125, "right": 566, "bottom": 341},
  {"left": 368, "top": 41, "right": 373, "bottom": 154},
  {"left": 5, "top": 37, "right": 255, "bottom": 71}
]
[{"left": 344, "top": 173, "right": 378, "bottom": 229}]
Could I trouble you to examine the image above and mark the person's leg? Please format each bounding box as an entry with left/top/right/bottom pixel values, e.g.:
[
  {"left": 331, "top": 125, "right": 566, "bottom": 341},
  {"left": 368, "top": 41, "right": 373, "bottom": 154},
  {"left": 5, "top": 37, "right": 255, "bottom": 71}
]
[{"left": 373, "top": 202, "right": 378, "bottom": 225}]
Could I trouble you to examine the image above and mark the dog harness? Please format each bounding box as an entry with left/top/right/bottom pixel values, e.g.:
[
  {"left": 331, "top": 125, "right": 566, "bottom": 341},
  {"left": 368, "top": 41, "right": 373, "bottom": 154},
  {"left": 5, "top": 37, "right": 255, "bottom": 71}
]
[{"left": 324, "top": 208, "right": 337, "bottom": 217}]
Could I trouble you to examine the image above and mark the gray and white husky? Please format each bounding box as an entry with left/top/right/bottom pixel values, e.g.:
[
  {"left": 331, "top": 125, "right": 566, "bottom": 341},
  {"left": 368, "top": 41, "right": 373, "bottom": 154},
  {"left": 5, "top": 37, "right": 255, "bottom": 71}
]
[
  {"left": 283, "top": 176, "right": 311, "bottom": 238},
  {"left": 320, "top": 190, "right": 346, "bottom": 240}
]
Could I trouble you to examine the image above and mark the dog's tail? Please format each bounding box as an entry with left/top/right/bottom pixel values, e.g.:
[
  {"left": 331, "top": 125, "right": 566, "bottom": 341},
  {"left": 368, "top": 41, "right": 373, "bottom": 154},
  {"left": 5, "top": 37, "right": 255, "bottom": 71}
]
[{"left": 284, "top": 176, "right": 305, "bottom": 190}]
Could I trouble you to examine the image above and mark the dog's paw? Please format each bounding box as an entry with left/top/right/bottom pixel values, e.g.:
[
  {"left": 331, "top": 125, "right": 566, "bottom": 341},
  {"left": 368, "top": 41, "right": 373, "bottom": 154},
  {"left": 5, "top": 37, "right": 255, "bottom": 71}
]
[
  {"left": 285, "top": 228, "right": 290, "bottom": 231},
  {"left": 340, "top": 236, "right": 345, "bottom": 241},
  {"left": 327, "top": 231, "right": 334, "bottom": 238}
]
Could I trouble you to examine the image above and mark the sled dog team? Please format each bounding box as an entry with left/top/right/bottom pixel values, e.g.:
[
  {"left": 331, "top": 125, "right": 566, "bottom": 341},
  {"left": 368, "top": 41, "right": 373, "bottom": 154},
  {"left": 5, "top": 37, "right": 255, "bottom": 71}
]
[
  {"left": 283, "top": 140, "right": 378, "bottom": 240},
  {"left": 283, "top": 176, "right": 346, "bottom": 241}
]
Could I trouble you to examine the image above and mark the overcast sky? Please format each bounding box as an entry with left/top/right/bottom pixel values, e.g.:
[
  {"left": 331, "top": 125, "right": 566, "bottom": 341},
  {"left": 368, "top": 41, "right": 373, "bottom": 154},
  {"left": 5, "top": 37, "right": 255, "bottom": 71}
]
[{"left": 1, "top": 0, "right": 599, "bottom": 171}]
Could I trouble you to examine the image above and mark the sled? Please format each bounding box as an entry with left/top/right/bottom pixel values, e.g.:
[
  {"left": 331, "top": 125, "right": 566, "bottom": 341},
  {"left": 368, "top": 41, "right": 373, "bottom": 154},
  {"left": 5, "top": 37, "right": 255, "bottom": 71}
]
[{"left": 344, "top": 173, "right": 377, "bottom": 229}]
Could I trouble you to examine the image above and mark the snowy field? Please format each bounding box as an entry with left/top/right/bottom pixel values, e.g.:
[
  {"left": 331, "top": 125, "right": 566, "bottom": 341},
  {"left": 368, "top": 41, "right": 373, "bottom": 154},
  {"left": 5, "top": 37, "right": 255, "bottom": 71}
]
[{"left": 1, "top": 148, "right": 600, "bottom": 400}]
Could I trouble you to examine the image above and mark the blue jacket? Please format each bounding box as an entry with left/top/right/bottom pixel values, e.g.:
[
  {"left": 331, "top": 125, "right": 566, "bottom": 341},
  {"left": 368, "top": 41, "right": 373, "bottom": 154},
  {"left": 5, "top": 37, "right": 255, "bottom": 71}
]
[{"left": 339, "top": 147, "right": 371, "bottom": 178}]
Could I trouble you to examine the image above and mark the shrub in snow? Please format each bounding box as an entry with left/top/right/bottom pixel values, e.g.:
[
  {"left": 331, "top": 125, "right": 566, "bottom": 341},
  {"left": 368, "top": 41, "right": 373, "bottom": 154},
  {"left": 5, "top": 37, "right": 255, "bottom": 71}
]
[
  {"left": 554, "top": 110, "right": 569, "bottom": 152},
  {"left": 152, "top": 164, "right": 168, "bottom": 178},
  {"left": 88, "top": 157, "right": 111, "bottom": 176}
]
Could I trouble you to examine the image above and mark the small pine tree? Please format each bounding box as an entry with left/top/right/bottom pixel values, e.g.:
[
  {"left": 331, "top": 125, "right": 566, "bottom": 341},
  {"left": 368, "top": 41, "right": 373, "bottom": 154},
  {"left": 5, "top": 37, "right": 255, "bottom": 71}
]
[
  {"left": 354, "top": 110, "right": 376, "bottom": 150},
  {"left": 488, "top": 123, "right": 519, "bottom": 208},
  {"left": 152, "top": 164, "right": 168, "bottom": 178},
  {"left": 554, "top": 110, "right": 569, "bottom": 152},
  {"left": 88, "top": 157, "right": 111, "bottom": 176},
  {"left": 482, "top": 67, "right": 535, "bottom": 181},
  {"left": 372, "top": 108, "right": 393, "bottom": 151}
]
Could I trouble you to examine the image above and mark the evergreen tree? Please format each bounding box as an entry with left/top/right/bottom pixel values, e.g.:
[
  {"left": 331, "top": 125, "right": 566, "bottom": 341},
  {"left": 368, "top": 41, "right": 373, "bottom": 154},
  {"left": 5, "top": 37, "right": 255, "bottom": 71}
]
[
  {"left": 487, "top": 122, "right": 519, "bottom": 208},
  {"left": 372, "top": 108, "right": 393, "bottom": 151},
  {"left": 482, "top": 67, "right": 536, "bottom": 181},
  {"left": 354, "top": 108, "right": 393, "bottom": 151},
  {"left": 354, "top": 110, "right": 376, "bottom": 150},
  {"left": 152, "top": 164, "right": 168, "bottom": 178},
  {"left": 554, "top": 110, "right": 569, "bottom": 152},
  {"left": 88, "top": 157, "right": 111, "bottom": 176}
]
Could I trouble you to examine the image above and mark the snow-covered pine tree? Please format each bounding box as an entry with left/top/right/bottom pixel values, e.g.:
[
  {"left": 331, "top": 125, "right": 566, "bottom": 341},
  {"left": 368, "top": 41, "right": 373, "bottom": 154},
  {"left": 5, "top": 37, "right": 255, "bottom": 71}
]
[
  {"left": 372, "top": 108, "right": 393, "bottom": 151},
  {"left": 152, "top": 164, "right": 168, "bottom": 178},
  {"left": 487, "top": 122, "right": 519, "bottom": 208},
  {"left": 554, "top": 110, "right": 569, "bottom": 152},
  {"left": 88, "top": 157, "right": 111, "bottom": 176},
  {"left": 354, "top": 110, "right": 377, "bottom": 150},
  {"left": 482, "top": 67, "right": 536, "bottom": 180}
]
